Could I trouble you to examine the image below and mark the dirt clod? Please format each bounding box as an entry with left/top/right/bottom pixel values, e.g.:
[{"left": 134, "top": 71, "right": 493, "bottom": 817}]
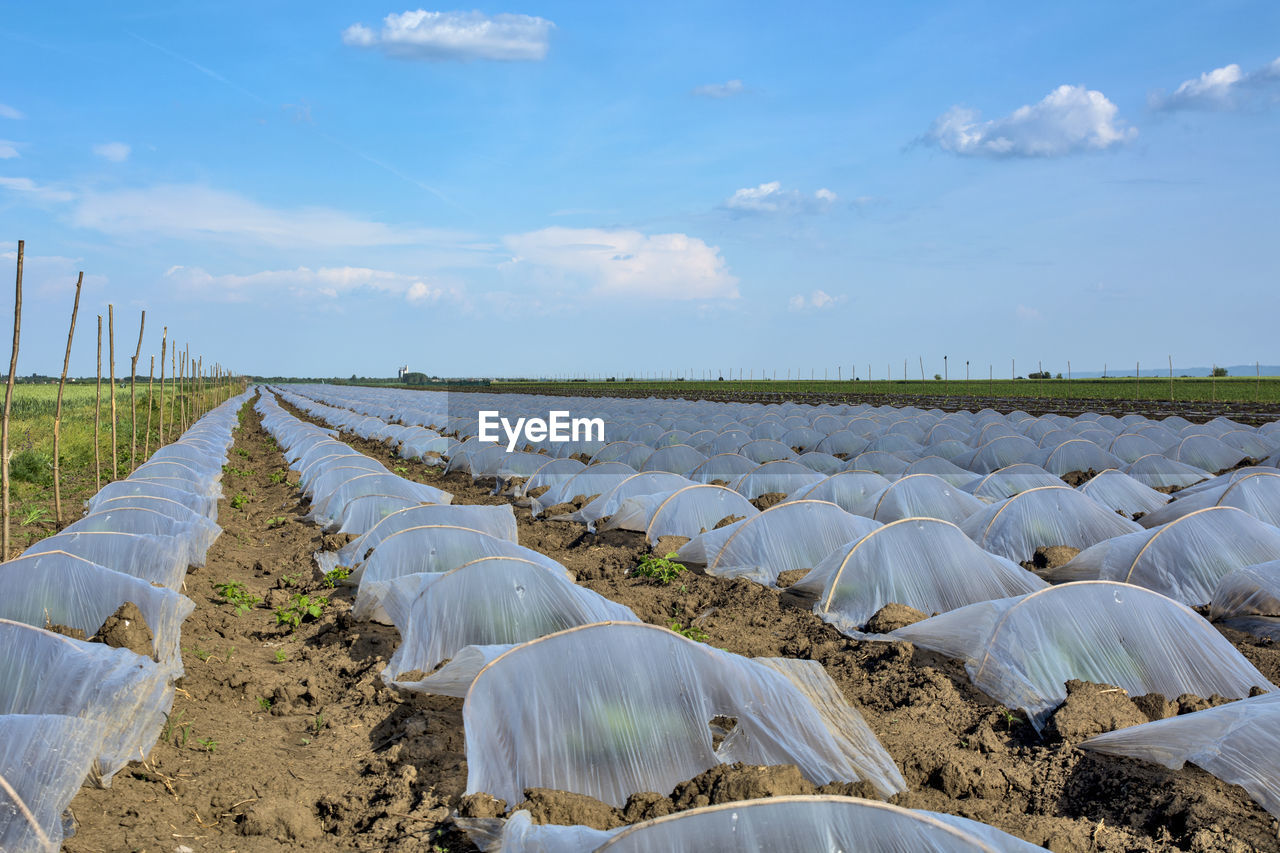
[
  {"left": 92, "top": 601, "right": 153, "bottom": 659},
  {"left": 1044, "top": 680, "right": 1148, "bottom": 742},
  {"left": 863, "top": 602, "right": 928, "bottom": 634}
]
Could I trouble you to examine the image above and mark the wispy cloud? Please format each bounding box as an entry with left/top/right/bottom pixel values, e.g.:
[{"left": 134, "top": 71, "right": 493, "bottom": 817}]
[
  {"left": 0, "top": 104, "right": 22, "bottom": 120},
  {"left": 0, "top": 176, "right": 75, "bottom": 202},
  {"left": 164, "top": 264, "right": 464, "bottom": 305},
  {"left": 692, "top": 79, "right": 744, "bottom": 98},
  {"left": 343, "top": 10, "right": 554, "bottom": 61},
  {"left": 502, "top": 227, "right": 739, "bottom": 300},
  {"left": 70, "top": 184, "right": 468, "bottom": 248},
  {"left": 0, "top": 140, "right": 20, "bottom": 159},
  {"left": 1151, "top": 57, "right": 1280, "bottom": 111},
  {"left": 788, "top": 289, "right": 842, "bottom": 311},
  {"left": 923, "top": 84, "right": 1136, "bottom": 157},
  {"left": 92, "top": 141, "right": 131, "bottom": 163},
  {"left": 1016, "top": 304, "right": 1042, "bottom": 322},
  {"left": 0, "top": 248, "right": 107, "bottom": 298},
  {"left": 724, "top": 181, "right": 836, "bottom": 214}
]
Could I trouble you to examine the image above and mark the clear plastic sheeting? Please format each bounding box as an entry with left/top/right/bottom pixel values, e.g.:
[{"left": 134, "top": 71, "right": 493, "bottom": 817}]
[
  {"left": 790, "top": 470, "right": 894, "bottom": 517},
  {"left": 1125, "top": 454, "right": 1210, "bottom": 492},
  {"left": 354, "top": 525, "right": 571, "bottom": 617},
  {"left": 599, "top": 484, "right": 759, "bottom": 542},
  {"left": 677, "top": 500, "right": 881, "bottom": 584},
  {"left": 521, "top": 458, "right": 587, "bottom": 499},
  {"left": 687, "top": 453, "right": 758, "bottom": 486},
  {"left": 308, "top": 473, "right": 452, "bottom": 529},
  {"left": 1211, "top": 562, "right": 1280, "bottom": 639},
  {"left": 0, "top": 551, "right": 193, "bottom": 675},
  {"left": 334, "top": 494, "right": 426, "bottom": 536},
  {"left": 968, "top": 436, "right": 1041, "bottom": 474},
  {"left": 866, "top": 474, "right": 986, "bottom": 524},
  {"left": 903, "top": 456, "right": 980, "bottom": 489},
  {"left": 1035, "top": 439, "right": 1122, "bottom": 478},
  {"left": 558, "top": 472, "right": 696, "bottom": 531},
  {"left": 327, "top": 504, "right": 519, "bottom": 576},
  {"left": 1138, "top": 471, "right": 1280, "bottom": 529},
  {"left": 1082, "top": 692, "right": 1280, "bottom": 820},
  {"left": 892, "top": 581, "right": 1273, "bottom": 729},
  {"left": 66, "top": 506, "right": 221, "bottom": 568},
  {"left": 959, "top": 487, "right": 1141, "bottom": 564},
  {"left": 1163, "top": 434, "right": 1250, "bottom": 474},
  {"left": 731, "top": 460, "right": 825, "bottom": 501},
  {"left": 848, "top": 451, "right": 910, "bottom": 477},
  {"left": 639, "top": 445, "right": 708, "bottom": 476},
  {"left": 793, "top": 518, "right": 1046, "bottom": 634},
  {"left": 1048, "top": 507, "right": 1280, "bottom": 604},
  {"left": 1075, "top": 469, "right": 1170, "bottom": 520},
  {"left": 0, "top": 714, "right": 107, "bottom": 853},
  {"left": 966, "top": 464, "right": 1063, "bottom": 502},
  {"left": 22, "top": 530, "right": 192, "bottom": 590},
  {"left": 373, "top": 558, "right": 639, "bottom": 692},
  {"left": 531, "top": 463, "right": 639, "bottom": 517},
  {"left": 463, "top": 622, "right": 905, "bottom": 808},
  {"left": 0, "top": 620, "right": 169, "bottom": 786},
  {"left": 87, "top": 479, "right": 218, "bottom": 521}
]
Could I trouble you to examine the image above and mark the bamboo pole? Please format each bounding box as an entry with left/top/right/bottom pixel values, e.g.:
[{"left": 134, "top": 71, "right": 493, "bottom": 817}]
[
  {"left": 158, "top": 328, "right": 167, "bottom": 443},
  {"left": 53, "top": 271, "right": 83, "bottom": 523},
  {"left": 95, "top": 316, "right": 102, "bottom": 488},
  {"left": 169, "top": 347, "right": 176, "bottom": 441},
  {"left": 108, "top": 305, "right": 120, "bottom": 478},
  {"left": 2, "top": 241, "right": 23, "bottom": 557},
  {"left": 1169, "top": 355, "right": 1174, "bottom": 402},
  {"left": 129, "top": 310, "right": 145, "bottom": 470},
  {"left": 144, "top": 355, "right": 155, "bottom": 458}
]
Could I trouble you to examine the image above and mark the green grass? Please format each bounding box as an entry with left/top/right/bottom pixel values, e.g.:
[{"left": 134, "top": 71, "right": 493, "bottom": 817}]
[{"left": 482, "top": 376, "right": 1280, "bottom": 405}]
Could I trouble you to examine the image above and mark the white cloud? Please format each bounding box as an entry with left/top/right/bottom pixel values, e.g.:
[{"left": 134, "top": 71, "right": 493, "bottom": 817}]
[
  {"left": 0, "top": 176, "right": 75, "bottom": 203},
  {"left": 1016, "top": 304, "right": 1042, "bottom": 322},
  {"left": 502, "top": 227, "right": 738, "bottom": 300},
  {"left": 342, "top": 10, "right": 554, "bottom": 61},
  {"left": 1152, "top": 57, "right": 1280, "bottom": 111},
  {"left": 724, "top": 181, "right": 837, "bottom": 214},
  {"left": 0, "top": 249, "right": 107, "bottom": 298},
  {"left": 92, "top": 142, "right": 131, "bottom": 162},
  {"left": 788, "top": 289, "right": 842, "bottom": 311},
  {"left": 164, "top": 264, "right": 462, "bottom": 305},
  {"left": 692, "top": 79, "right": 744, "bottom": 98},
  {"left": 71, "top": 184, "right": 466, "bottom": 248},
  {"left": 0, "top": 140, "right": 19, "bottom": 159},
  {"left": 924, "top": 84, "right": 1136, "bottom": 157},
  {"left": 0, "top": 104, "right": 22, "bottom": 120}
]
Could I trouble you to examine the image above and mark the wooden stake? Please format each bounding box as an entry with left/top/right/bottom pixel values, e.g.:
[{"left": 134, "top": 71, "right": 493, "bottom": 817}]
[
  {"left": 53, "top": 271, "right": 83, "bottom": 523},
  {"left": 2, "top": 241, "right": 23, "bottom": 558},
  {"left": 1168, "top": 355, "right": 1174, "bottom": 402},
  {"left": 144, "top": 355, "right": 155, "bottom": 458},
  {"left": 158, "top": 328, "right": 167, "bottom": 443},
  {"left": 130, "top": 310, "right": 145, "bottom": 470},
  {"left": 108, "top": 305, "right": 117, "bottom": 478},
  {"left": 95, "top": 316, "right": 102, "bottom": 488}
]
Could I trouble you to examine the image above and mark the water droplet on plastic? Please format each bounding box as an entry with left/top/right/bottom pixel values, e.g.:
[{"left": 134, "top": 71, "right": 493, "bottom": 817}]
[
  {"left": 1113, "top": 590, "right": 1124, "bottom": 604},
  {"left": 514, "top": 584, "right": 526, "bottom": 599}
]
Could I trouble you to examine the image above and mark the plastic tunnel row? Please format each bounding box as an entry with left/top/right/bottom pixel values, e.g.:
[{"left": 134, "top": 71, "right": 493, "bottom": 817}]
[
  {"left": 0, "top": 391, "right": 251, "bottom": 852},
  {"left": 262, "top": 386, "right": 1066, "bottom": 851},
  {"left": 282, "top": 384, "right": 1280, "bottom": 831}
]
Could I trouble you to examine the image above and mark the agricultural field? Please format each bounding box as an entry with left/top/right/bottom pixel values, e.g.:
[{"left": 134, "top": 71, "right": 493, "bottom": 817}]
[{"left": 11, "top": 383, "right": 1279, "bottom": 852}]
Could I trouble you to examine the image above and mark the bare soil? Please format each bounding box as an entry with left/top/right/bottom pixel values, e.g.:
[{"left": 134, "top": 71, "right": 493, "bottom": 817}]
[{"left": 65, "top": 395, "right": 1280, "bottom": 852}]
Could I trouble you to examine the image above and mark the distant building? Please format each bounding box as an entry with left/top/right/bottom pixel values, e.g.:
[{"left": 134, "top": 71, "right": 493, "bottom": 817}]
[{"left": 397, "top": 365, "right": 409, "bottom": 380}]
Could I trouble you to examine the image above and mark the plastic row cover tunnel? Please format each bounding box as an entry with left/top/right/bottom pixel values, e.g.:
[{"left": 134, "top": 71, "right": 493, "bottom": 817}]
[
  {"left": 464, "top": 622, "right": 906, "bottom": 808},
  {"left": 0, "top": 389, "right": 250, "bottom": 849},
  {"left": 460, "top": 795, "right": 1050, "bottom": 853},
  {"left": 892, "top": 581, "right": 1273, "bottom": 729}
]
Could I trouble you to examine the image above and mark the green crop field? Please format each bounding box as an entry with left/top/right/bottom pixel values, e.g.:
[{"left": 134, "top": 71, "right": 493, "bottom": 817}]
[
  {"left": 480, "top": 375, "right": 1280, "bottom": 406},
  {"left": 2, "top": 379, "right": 241, "bottom": 557}
]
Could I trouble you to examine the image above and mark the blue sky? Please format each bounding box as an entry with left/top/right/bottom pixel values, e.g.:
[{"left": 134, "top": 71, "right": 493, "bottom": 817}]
[{"left": 2, "top": 1, "right": 1278, "bottom": 378}]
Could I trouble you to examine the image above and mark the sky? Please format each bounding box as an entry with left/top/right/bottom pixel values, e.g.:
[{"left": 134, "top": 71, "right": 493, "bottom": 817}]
[{"left": 1, "top": 1, "right": 1278, "bottom": 379}]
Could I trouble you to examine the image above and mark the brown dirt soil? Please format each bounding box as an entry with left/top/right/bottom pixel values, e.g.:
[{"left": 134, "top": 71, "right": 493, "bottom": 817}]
[{"left": 69, "top": 395, "right": 1280, "bottom": 852}]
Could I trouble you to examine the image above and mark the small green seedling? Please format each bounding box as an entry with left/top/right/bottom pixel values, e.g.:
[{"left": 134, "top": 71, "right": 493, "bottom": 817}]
[
  {"left": 310, "top": 712, "right": 325, "bottom": 736},
  {"left": 633, "top": 553, "right": 686, "bottom": 585},
  {"left": 265, "top": 515, "right": 288, "bottom": 529},
  {"left": 268, "top": 470, "right": 287, "bottom": 485},
  {"left": 230, "top": 493, "right": 249, "bottom": 510},
  {"left": 322, "top": 566, "right": 350, "bottom": 588},
  {"left": 212, "top": 581, "right": 261, "bottom": 615},
  {"left": 190, "top": 647, "right": 212, "bottom": 662},
  {"left": 258, "top": 696, "right": 273, "bottom": 711},
  {"left": 273, "top": 648, "right": 288, "bottom": 663},
  {"left": 196, "top": 737, "right": 218, "bottom": 753},
  {"left": 162, "top": 710, "right": 191, "bottom": 748},
  {"left": 668, "top": 620, "right": 709, "bottom": 643},
  {"left": 274, "top": 593, "right": 329, "bottom": 631},
  {"left": 394, "top": 465, "right": 408, "bottom": 474},
  {"left": 280, "top": 573, "right": 302, "bottom": 588},
  {"left": 234, "top": 447, "right": 250, "bottom": 458},
  {"left": 222, "top": 465, "right": 251, "bottom": 477},
  {"left": 20, "top": 507, "right": 49, "bottom": 526}
]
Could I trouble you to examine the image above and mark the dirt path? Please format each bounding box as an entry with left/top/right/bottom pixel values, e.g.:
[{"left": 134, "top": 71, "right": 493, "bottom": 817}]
[{"left": 66, "top": 393, "right": 1280, "bottom": 852}]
